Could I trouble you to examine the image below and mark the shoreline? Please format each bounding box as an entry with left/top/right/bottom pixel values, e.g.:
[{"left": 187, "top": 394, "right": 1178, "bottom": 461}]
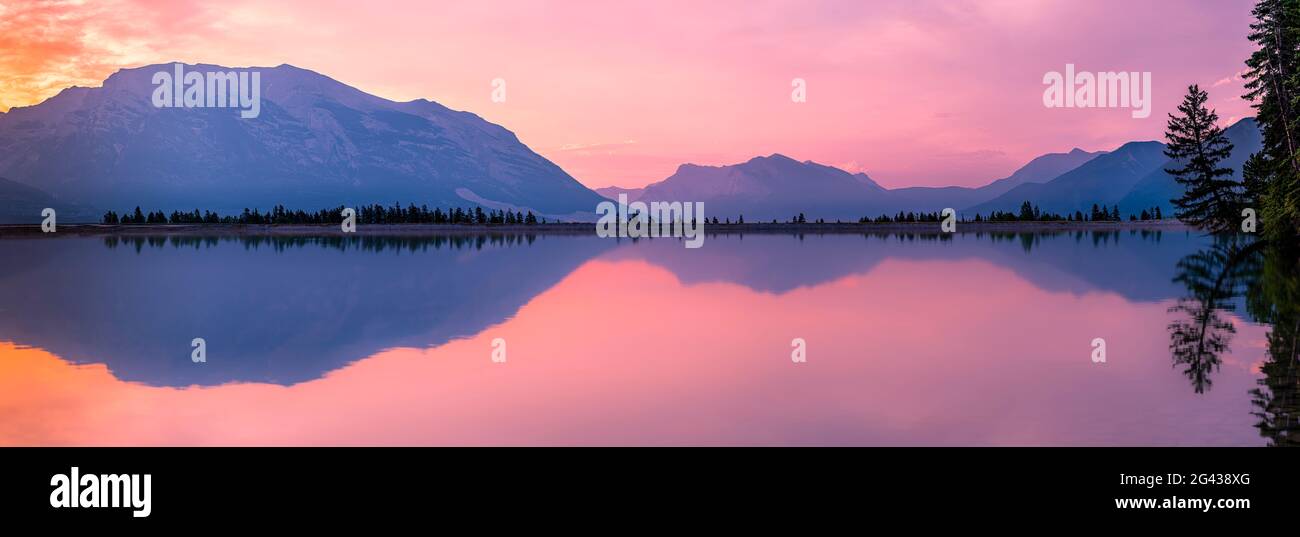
[{"left": 0, "top": 220, "right": 1193, "bottom": 238}]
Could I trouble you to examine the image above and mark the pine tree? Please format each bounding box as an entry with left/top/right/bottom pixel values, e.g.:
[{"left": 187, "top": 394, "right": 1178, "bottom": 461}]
[
  {"left": 1244, "top": 0, "right": 1300, "bottom": 239},
  {"left": 1165, "top": 84, "right": 1238, "bottom": 232},
  {"left": 1015, "top": 201, "right": 1032, "bottom": 221}
]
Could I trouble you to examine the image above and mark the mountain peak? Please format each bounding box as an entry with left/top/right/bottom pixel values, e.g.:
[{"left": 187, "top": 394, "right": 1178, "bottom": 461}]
[
  {"left": 1226, "top": 116, "right": 1258, "bottom": 132},
  {"left": 0, "top": 61, "right": 607, "bottom": 218},
  {"left": 636, "top": 153, "right": 886, "bottom": 220},
  {"left": 1114, "top": 140, "right": 1165, "bottom": 153},
  {"left": 744, "top": 153, "right": 798, "bottom": 166},
  {"left": 968, "top": 137, "right": 1172, "bottom": 215}
]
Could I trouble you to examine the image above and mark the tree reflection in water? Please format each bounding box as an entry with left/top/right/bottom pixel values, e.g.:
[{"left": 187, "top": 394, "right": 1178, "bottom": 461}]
[{"left": 1169, "top": 235, "right": 1299, "bottom": 446}]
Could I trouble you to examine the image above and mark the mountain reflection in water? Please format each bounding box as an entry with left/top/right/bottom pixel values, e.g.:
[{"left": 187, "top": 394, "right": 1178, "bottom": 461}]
[{"left": 0, "top": 230, "right": 1290, "bottom": 446}]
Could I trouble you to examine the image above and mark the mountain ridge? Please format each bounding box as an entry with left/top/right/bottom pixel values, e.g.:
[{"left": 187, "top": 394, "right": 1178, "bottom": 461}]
[
  {"left": 0, "top": 62, "right": 607, "bottom": 221},
  {"left": 1116, "top": 117, "right": 1262, "bottom": 214},
  {"left": 0, "top": 63, "right": 1263, "bottom": 222},
  {"left": 966, "top": 140, "right": 1170, "bottom": 215},
  {"left": 596, "top": 147, "right": 1105, "bottom": 220},
  {"left": 603, "top": 118, "right": 1258, "bottom": 221}
]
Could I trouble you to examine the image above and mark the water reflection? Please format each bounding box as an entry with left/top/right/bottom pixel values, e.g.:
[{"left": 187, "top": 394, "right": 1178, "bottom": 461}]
[
  {"left": 1246, "top": 243, "right": 1300, "bottom": 447},
  {"left": 1166, "top": 237, "right": 1260, "bottom": 393},
  {"left": 623, "top": 229, "right": 1190, "bottom": 301},
  {"left": 0, "top": 234, "right": 613, "bottom": 386},
  {"left": 1166, "top": 236, "right": 1299, "bottom": 445},
  {"left": 0, "top": 230, "right": 1282, "bottom": 445}
]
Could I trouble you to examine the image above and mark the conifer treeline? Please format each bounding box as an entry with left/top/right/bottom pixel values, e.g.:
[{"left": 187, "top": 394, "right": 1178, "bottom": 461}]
[
  {"left": 858, "top": 202, "right": 1164, "bottom": 224},
  {"left": 1158, "top": 0, "right": 1300, "bottom": 240},
  {"left": 103, "top": 233, "right": 541, "bottom": 253},
  {"left": 101, "top": 203, "right": 543, "bottom": 226},
  {"left": 1242, "top": 0, "right": 1300, "bottom": 240}
]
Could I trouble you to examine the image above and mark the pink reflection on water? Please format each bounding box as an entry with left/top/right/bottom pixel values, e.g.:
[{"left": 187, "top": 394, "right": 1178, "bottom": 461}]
[{"left": 0, "top": 256, "right": 1268, "bottom": 446}]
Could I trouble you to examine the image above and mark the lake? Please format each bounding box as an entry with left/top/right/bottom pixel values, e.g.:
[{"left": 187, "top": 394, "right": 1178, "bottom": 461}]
[{"left": 0, "top": 229, "right": 1295, "bottom": 446}]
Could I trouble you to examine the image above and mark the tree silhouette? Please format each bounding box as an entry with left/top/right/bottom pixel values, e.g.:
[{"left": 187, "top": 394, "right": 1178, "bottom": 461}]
[
  {"left": 1167, "top": 239, "right": 1253, "bottom": 393},
  {"left": 1165, "top": 84, "right": 1239, "bottom": 232},
  {"left": 1244, "top": 242, "right": 1300, "bottom": 445},
  {"left": 1244, "top": 0, "right": 1300, "bottom": 241}
]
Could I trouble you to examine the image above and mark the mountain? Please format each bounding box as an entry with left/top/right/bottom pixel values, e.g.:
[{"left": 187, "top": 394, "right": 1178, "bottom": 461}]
[
  {"left": 0, "top": 176, "right": 98, "bottom": 223},
  {"left": 0, "top": 62, "right": 606, "bottom": 219},
  {"left": 0, "top": 177, "right": 56, "bottom": 223},
  {"left": 595, "top": 185, "right": 645, "bottom": 202},
  {"left": 1117, "top": 117, "right": 1262, "bottom": 214},
  {"left": 978, "top": 148, "right": 1105, "bottom": 198},
  {"left": 852, "top": 170, "right": 887, "bottom": 192},
  {"left": 624, "top": 149, "right": 1100, "bottom": 221},
  {"left": 967, "top": 141, "right": 1170, "bottom": 215},
  {"left": 967, "top": 117, "right": 1263, "bottom": 217},
  {"left": 633, "top": 153, "right": 886, "bottom": 220},
  {"left": 881, "top": 148, "right": 1102, "bottom": 213}
]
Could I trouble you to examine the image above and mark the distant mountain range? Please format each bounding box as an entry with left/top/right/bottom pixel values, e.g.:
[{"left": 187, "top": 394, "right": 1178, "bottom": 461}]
[
  {"left": 0, "top": 62, "right": 606, "bottom": 223},
  {"left": 598, "top": 118, "right": 1261, "bottom": 221},
  {"left": 0, "top": 62, "right": 1263, "bottom": 224},
  {"left": 596, "top": 154, "right": 886, "bottom": 221},
  {"left": 0, "top": 176, "right": 56, "bottom": 217},
  {"left": 966, "top": 141, "right": 1169, "bottom": 216},
  {"left": 864, "top": 147, "right": 1103, "bottom": 217},
  {"left": 1117, "top": 117, "right": 1262, "bottom": 213},
  {"left": 598, "top": 148, "right": 1103, "bottom": 220},
  {"left": 593, "top": 185, "right": 647, "bottom": 202}
]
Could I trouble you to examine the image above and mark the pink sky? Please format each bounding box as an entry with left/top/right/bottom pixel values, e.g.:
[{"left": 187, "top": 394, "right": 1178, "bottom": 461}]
[{"left": 0, "top": 0, "right": 1257, "bottom": 189}]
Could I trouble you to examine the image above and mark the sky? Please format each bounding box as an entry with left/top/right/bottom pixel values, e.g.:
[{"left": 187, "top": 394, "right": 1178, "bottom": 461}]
[{"left": 0, "top": 0, "right": 1258, "bottom": 189}]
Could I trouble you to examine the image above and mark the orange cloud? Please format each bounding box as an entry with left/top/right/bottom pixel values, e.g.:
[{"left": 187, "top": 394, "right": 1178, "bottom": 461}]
[{"left": 0, "top": 0, "right": 222, "bottom": 111}]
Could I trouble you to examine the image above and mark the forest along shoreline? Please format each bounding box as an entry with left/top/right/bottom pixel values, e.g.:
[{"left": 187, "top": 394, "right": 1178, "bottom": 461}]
[{"left": 0, "top": 220, "right": 1193, "bottom": 238}]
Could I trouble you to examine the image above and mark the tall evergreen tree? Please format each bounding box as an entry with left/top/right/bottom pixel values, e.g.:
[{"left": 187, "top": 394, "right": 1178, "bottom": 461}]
[
  {"left": 1244, "top": 0, "right": 1300, "bottom": 239},
  {"left": 1165, "top": 85, "right": 1239, "bottom": 232},
  {"left": 1018, "top": 201, "right": 1034, "bottom": 221}
]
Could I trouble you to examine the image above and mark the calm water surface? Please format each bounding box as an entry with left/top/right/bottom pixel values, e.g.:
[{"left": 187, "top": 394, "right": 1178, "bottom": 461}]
[{"left": 1, "top": 230, "right": 1295, "bottom": 445}]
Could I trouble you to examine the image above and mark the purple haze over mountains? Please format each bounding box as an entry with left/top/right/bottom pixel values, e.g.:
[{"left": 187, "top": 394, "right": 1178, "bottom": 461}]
[
  {"left": 599, "top": 118, "right": 1261, "bottom": 221},
  {"left": 969, "top": 118, "right": 1261, "bottom": 216},
  {"left": 598, "top": 149, "right": 1104, "bottom": 220},
  {"left": 0, "top": 62, "right": 1264, "bottom": 223}
]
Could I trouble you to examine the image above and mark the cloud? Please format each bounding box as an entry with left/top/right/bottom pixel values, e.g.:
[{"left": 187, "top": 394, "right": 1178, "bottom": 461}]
[
  {"left": 0, "top": 0, "right": 224, "bottom": 111},
  {"left": 836, "top": 160, "right": 870, "bottom": 174},
  {"left": 1, "top": 1, "right": 147, "bottom": 110},
  {"left": 1211, "top": 70, "right": 1247, "bottom": 88}
]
